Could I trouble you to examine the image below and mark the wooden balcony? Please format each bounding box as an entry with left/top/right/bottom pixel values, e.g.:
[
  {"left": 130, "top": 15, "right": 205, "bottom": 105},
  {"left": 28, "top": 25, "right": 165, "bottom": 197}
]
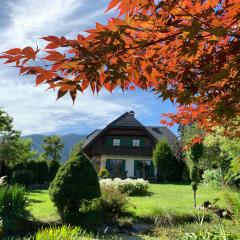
[{"left": 92, "top": 145, "right": 153, "bottom": 156}]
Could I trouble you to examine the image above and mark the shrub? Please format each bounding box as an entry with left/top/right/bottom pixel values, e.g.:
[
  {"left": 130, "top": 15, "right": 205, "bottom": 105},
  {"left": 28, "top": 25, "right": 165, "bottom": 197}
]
[
  {"left": 37, "top": 161, "right": 49, "bottom": 184},
  {"left": 35, "top": 226, "right": 93, "bottom": 240},
  {"left": 182, "top": 229, "right": 240, "bottom": 240},
  {"left": 100, "top": 178, "right": 149, "bottom": 196},
  {"left": 12, "top": 169, "right": 35, "bottom": 186},
  {"left": 202, "top": 169, "right": 223, "bottom": 188},
  {"left": 182, "top": 165, "right": 190, "bottom": 183},
  {"left": 100, "top": 183, "right": 128, "bottom": 215},
  {"left": 98, "top": 168, "right": 110, "bottom": 179},
  {"left": 12, "top": 162, "right": 25, "bottom": 171},
  {"left": 48, "top": 160, "right": 60, "bottom": 181},
  {"left": 224, "top": 192, "right": 240, "bottom": 224},
  {"left": 49, "top": 153, "right": 101, "bottom": 224},
  {"left": 0, "top": 184, "right": 29, "bottom": 231},
  {"left": 0, "top": 220, "right": 3, "bottom": 239},
  {"left": 26, "top": 160, "right": 38, "bottom": 183}
]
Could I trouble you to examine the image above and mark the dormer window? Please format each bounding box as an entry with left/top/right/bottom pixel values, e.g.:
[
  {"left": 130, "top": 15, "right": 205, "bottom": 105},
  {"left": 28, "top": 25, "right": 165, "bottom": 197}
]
[
  {"left": 132, "top": 139, "right": 140, "bottom": 147},
  {"left": 113, "top": 138, "right": 120, "bottom": 146}
]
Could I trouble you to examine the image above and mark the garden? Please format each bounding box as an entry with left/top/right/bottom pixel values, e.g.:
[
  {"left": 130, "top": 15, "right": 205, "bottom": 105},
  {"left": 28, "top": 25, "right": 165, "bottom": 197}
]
[
  {"left": 0, "top": 106, "right": 240, "bottom": 239},
  {"left": 0, "top": 0, "right": 240, "bottom": 239}
]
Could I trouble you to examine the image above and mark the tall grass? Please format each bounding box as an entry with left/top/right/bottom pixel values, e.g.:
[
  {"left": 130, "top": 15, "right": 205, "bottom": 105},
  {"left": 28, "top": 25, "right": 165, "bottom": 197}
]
[
  {"left": 0, "top": 184, "right": 29, "bottom": 231},
  {"left": 35, "top": 226, "right": 93, "bottom": 240}
]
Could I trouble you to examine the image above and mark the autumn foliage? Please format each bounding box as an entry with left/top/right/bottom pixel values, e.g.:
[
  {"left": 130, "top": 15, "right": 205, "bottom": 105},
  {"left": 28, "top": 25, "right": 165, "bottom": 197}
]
[{"left": 0, "top": 0, "right": 240, "bottom": 135}]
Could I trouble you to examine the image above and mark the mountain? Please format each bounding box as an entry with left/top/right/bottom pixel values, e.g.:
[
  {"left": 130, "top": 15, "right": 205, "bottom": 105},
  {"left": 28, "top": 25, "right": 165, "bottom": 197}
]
[{"left": 23, "top": 134, "right": 86, "bottom": 162}]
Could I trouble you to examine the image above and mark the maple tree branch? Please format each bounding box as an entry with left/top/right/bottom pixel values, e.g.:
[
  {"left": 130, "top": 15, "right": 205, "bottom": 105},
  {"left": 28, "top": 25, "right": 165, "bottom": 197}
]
[{"left": 175, "top": 1, "right": 213, "bottom": 29}]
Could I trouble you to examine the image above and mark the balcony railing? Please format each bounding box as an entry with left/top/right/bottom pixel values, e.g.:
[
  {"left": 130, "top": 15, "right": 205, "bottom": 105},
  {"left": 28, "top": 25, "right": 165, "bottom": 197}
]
[{"left": 92, "top": 145, "right": 153, "bottom": 156}]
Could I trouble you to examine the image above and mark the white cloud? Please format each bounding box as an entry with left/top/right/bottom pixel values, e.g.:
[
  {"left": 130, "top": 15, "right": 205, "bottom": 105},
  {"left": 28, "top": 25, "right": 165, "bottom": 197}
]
[
  {"left": 0, "top": 0, "right": 155, "bottom": 135},
  {"left": 0, "top": 69, "right": 146, "bottom": 135}
]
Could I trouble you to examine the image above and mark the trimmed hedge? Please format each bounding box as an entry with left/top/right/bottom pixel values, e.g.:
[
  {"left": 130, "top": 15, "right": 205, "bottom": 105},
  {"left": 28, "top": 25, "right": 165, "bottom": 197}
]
[
  {"left": 48, "top": 160, "right": 60, "bottom": 181},
  {"left": 12, "top": 169, "right": 35, "bottom": 186},
  {"left": 12, "top": 160, "right": 49, "bottom": 184}
]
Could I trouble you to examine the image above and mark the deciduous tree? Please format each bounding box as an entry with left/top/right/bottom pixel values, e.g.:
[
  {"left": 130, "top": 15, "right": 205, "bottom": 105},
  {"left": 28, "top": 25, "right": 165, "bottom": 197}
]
[
  {"left": 42, "top": 135, "right": 64, "bottom": 162},
  {"left": 0, "top": 0, "right": 240, "bottom": 137},
  {"left": 0, "top": 109, "right": 20, "bottom": 176}
]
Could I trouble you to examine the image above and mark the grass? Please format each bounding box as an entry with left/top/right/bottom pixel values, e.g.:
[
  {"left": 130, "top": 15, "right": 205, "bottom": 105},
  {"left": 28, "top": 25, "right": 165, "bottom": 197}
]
[
  {"left": 28, "top": 184, "right": 226, "bottom": 221},
  {"left": 128, "top": 183, "right": 225, "bottom": 217},
  {"left": 28, "top": 189, "right": 60, "bottom": 222}
]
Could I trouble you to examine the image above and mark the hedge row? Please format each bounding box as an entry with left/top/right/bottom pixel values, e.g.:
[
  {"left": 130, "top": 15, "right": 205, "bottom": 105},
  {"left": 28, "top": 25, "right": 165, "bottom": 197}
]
[{"left": 12, "top": 160, "right": 60, "bottom": 186}]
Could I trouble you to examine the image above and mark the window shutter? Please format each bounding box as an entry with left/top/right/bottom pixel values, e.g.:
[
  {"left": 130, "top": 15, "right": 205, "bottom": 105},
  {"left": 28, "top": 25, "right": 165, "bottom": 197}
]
[
  {"left": 106, "top": 159, "right": 111, "bottom": 172},
  {"left": 134, "top": 160, "right": 138, "bottom": 177},
  {"left": 106, "top": 137, "right": 112, "bottom": 146},
  {"left": 121, "top": 160, "right": 126, "bottom": 174},
  {"left": 140, "top": 138, "right": 144, "bottom": 146}
]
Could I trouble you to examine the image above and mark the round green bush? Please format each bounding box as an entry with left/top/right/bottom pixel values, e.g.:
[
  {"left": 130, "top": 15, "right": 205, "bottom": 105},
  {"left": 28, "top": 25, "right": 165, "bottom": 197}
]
[
  {"left": 12, "top": 169, "right": 35, "bottom": 186},
  {"left": 49, "top": 153, "right": 101, "bottom": 224},
  {"left": 98, "top": 168, "right": 110, "bottom": 179},
  {"left": 48, "top": 160, "right": 60, "bottom": 182}
]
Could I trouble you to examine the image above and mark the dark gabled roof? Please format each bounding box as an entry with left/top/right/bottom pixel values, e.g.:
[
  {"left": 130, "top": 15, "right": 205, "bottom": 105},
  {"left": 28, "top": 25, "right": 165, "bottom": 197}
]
[
  {"left": 82, "top": 112, "right": 177, "bottom": 150},
  {"left": 107, "top": 111, "right": 143, "bottom": 128},
  {"left": 83, "top": 129, "right": 102, "bottom": 149},
  {"left": 146, "top": 126, "right": 177, "bottom": 146}
]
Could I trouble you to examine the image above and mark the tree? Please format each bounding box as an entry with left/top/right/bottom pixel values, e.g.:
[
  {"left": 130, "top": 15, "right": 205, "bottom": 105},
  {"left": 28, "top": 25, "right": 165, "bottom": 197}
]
[
  {"left": 49, "top": 152, "right": 100, "bottom": 224},
  {"left": 153, "top": 140, "right": 174, "bottom": 182},
  {"left": 68, "top": 140, "right": 84, "bottom": 161},
  {"left": 189, "top": 143, "right": 204, "bottom": 208},
  {"left": 14, "top": 138, "right": 37, "bottom": 164},
  {"left": 0, "top": 109, "right": 20, "bottom": 176},
  {"left": 42, "top": 135, "right": 64, "bottom": 162},
  {"left": 1, "top": 0, "right": 240, "bottom": 137}
]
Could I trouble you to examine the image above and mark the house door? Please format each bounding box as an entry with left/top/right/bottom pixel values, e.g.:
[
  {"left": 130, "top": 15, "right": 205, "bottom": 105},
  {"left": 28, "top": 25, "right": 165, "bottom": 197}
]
[
  {"left": 106, "top": 159, "right": 126, "bottom": 178},
  {"left": 134, "top": 160, "right": 154, "bottom": 179}
]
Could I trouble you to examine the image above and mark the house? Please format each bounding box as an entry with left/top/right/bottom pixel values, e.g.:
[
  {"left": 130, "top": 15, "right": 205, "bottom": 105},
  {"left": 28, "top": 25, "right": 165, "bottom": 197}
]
[{"left": 82, "top": 111, "right": 178, "bottom": 179}]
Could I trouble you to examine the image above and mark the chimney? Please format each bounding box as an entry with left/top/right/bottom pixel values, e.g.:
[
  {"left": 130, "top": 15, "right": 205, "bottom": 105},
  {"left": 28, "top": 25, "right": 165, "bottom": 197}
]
[{"left": 129, "top": 111, "right": 135, "bottom": 116}]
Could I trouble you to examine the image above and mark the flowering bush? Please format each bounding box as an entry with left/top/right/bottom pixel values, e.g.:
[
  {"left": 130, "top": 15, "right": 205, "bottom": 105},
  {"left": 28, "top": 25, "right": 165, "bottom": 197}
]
[
  {"left": 100, "top": 184, "right": 128, "bottom": 215},
  {"left": 100, "top": 178, "right": 149, "bottom": 196}
]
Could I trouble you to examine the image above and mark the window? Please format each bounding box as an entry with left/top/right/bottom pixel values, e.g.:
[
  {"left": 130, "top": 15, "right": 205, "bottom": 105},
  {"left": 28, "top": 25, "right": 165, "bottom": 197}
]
[
  {"left": 113, "top": 138, "right": 120, "bottom": 146},
  {"left": 132, "top": 139, "right": 140, "bottom": 147}
]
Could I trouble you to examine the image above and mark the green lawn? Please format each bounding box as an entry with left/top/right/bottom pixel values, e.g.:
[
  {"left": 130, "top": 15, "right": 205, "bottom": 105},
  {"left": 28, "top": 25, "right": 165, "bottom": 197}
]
[
  {"left": 128, "top": 183, "right": 225, "bottom": 217},
  {"left": 28, "top": 189, "right": 60, "bottom": 222},
  {"left": 28, "top": 184, "right": 226, "bottom": 221}
]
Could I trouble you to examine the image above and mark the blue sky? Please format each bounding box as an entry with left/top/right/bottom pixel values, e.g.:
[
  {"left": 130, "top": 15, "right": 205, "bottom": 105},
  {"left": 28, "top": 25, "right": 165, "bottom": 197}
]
[{"left": 0, "top": 0, "right": 177, "bottom": 136}]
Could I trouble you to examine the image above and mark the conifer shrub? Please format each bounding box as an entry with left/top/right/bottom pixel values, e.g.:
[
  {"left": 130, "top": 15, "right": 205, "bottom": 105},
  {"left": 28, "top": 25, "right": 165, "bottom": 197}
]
[
  {"left": 49, "top": 153, "right": 101, "bottom": 224},
  {"left": 48, "top": 160, "right": 60, "bottom": 181},
  {"left": 37, "top": 161, "right": 49, "bottom": 184},
  {"left": 26, "top": 160, "right": 39, "bottom": 183}
]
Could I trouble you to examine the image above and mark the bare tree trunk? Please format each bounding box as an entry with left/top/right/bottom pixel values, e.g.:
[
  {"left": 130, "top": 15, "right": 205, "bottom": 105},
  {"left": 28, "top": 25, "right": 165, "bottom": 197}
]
[{"left": 194, "top": 190, "right": 197, "bottom": 208}]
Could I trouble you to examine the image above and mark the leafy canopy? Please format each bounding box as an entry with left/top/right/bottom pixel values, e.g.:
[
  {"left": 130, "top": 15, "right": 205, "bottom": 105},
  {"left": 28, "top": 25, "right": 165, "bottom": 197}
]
[
  {"left": 42, "top": 135, "right": 64, "bottom": 162},
  {"left": 0, "top": 0, "right": 240, "bottom": 135}
]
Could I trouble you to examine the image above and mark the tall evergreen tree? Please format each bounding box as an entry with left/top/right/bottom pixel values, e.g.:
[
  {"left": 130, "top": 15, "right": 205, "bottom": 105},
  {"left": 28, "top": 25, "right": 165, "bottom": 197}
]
[{"left": 153, "top": 140, "right": 174, "bottom": 182}]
